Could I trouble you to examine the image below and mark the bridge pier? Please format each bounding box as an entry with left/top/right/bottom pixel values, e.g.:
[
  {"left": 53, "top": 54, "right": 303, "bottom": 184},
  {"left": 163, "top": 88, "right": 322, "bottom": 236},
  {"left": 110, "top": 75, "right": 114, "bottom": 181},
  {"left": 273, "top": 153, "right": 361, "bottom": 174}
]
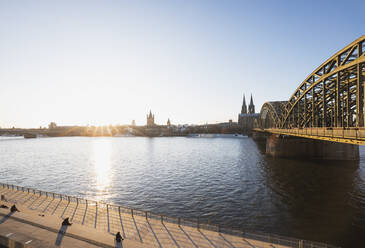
[{"left": 265, "top": 134, "right": 359, "bottom": 160}]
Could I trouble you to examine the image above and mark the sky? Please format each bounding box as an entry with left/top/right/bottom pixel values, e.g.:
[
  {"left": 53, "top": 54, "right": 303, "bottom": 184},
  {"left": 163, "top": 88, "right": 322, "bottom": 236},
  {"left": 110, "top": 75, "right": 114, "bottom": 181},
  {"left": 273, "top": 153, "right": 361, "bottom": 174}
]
[{"left": 0, "top": 0, "right": 364, "bottom": 128}]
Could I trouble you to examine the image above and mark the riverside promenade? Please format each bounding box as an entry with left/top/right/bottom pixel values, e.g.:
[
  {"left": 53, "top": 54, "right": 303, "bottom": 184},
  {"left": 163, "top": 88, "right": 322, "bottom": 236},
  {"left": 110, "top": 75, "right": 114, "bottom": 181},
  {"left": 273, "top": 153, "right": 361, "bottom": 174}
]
[{"left": 0, "top": 183, "right": 333, "bottom": 248}]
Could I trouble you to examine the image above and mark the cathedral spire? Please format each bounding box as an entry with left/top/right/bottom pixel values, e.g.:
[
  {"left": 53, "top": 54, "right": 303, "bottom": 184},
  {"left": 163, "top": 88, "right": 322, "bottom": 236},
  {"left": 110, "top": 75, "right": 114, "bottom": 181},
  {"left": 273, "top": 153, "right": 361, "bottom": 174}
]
[
  {"left": 249, "top": 94, "right": 255, "bottom": 114},
  {"left": 241, "top": 94, "right": 247, "bottom": 114}
]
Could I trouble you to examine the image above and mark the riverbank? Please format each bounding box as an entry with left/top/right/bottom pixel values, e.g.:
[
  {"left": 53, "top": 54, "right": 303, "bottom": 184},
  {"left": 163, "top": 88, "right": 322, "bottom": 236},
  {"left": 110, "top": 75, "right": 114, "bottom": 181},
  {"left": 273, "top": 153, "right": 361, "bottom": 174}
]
[
  {"left": 0, "top": 183, "right": 335, "bottom": 248},
  {"left": 0, "top": 123, "right": 243, "bottom": 138}
]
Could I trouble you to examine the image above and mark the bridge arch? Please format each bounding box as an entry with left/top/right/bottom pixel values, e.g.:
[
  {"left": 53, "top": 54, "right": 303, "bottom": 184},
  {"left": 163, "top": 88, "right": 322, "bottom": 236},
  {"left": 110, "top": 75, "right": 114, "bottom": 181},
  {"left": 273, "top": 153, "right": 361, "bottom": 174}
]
[
  {"left": 259, "top": 101, "right": 287, "bottom": 128},
  {"left": 279, "top": 35, "right": 365, "bottom": 129}
]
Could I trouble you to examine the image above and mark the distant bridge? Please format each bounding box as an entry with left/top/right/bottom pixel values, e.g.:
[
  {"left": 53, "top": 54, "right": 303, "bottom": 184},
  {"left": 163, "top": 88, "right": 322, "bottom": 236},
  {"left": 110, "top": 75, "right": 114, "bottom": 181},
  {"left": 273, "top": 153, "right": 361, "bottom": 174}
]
[{"left": 255, "top": 35, "right": 365, "bottom": 146}]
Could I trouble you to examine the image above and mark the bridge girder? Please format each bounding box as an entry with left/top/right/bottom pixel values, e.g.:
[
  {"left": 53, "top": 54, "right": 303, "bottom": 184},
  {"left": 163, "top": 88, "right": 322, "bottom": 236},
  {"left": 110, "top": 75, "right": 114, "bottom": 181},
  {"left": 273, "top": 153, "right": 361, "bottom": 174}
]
[
  {"left": 259, "top": 101, "right": 287, "bottom": 128},
  {"left": 281, "top": 35, "right": 365, "bottom": 129},
  {"left": 259, "top": 35, "right": 365, "bottom": 130}
]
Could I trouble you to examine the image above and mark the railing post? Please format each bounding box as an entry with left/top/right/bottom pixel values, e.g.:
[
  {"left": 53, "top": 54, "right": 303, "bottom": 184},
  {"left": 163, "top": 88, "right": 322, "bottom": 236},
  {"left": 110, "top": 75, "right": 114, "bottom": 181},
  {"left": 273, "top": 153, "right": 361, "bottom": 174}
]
[
  {"left": 53, "top": 193, "right": 55, "bottom": 199},
  {"left": 107, "top": 204, "right": 109, "bottom": 221},
  {"left": 197, "top": 217, "right": 200, "bottom": 229},
  {"left": 161, "top": 215, "right": 163, "bottom": 223},
  {"left": 131, "top": 209, "right": 134, "bottom": 217},
  {"left": 118, "top": 206, "right": 121, "bottom": 216},
  {"left": 95, "top": 202, "right": 98, "bottom": 227},
  {"left": 178, "top": 217, "right": 181, "bottom": 226}
]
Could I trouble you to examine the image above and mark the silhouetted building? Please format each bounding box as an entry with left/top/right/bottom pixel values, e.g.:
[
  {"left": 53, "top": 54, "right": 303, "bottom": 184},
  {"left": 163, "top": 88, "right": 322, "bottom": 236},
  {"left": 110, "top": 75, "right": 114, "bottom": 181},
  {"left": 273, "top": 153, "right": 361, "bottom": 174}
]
[
  {"left": 167, "top": 118, "right": 171, "bottom": 127},
  {"left": 48, "top": 122, "right": 57, "bottom": 129},
  {"left": 238, "top": 94, "right": 259, "bottom": 135},
  {"left": 248, "top": 95, "right": 255, "bottom": 114},
  {"left": 146, "top": 110, "right": 155, "bottom": 126}
]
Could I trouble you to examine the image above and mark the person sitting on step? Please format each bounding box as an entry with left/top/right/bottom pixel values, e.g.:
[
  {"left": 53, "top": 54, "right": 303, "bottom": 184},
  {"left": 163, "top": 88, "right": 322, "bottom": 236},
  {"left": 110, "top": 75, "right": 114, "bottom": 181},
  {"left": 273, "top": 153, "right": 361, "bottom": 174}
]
[
  {"left": 115, "top": 232, "right": 124, "bottom": 242},
  {"left": 10, "top": 204, "right": 19, "bottom": 212},
  {"left": 62, "top": 217, "right": 72, "bottom": 226}
]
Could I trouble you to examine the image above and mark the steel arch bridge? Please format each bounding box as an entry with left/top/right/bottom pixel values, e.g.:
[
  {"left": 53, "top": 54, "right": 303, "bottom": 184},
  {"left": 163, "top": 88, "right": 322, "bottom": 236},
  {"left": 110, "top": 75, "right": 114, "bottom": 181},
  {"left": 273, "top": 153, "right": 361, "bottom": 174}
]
[{"left": 256, "top": 35, "right": 365, "bottom": 145}]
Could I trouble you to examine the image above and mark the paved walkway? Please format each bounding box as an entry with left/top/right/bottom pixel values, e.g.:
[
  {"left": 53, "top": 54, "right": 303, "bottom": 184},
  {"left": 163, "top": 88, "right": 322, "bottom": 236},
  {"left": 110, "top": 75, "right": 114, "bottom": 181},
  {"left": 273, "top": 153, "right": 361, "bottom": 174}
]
[{"left": 0, "top": 186, "right": 290, "bottom": 247}]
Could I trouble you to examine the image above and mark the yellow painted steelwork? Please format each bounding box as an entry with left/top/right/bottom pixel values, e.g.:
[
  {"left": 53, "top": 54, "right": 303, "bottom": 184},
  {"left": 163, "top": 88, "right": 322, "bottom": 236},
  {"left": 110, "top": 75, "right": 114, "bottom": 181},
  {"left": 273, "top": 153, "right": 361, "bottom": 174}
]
[
  {"left": 257, "top": 35, "right": 365, "bottom": 145},
  {"left": 253, "top": 128, "right": 365, "bottom": 146}
]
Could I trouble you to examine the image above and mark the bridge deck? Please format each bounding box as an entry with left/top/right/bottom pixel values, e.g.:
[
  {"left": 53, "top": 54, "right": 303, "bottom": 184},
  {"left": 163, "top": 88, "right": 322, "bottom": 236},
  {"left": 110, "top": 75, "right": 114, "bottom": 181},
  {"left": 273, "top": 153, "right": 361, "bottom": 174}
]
[
  {"left": 254, "top": 127, "right": 365, "bottom": 145},
  {"left": 0, "top": 183, "right": 328, "bottom": 248}
]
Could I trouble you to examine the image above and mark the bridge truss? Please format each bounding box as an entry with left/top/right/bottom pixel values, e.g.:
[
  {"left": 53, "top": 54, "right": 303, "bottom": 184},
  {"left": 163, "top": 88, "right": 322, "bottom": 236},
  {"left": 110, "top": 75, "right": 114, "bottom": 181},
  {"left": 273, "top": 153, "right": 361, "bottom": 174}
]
[{"left": 257, "top": 35, "right": 365, "bottom": 145}]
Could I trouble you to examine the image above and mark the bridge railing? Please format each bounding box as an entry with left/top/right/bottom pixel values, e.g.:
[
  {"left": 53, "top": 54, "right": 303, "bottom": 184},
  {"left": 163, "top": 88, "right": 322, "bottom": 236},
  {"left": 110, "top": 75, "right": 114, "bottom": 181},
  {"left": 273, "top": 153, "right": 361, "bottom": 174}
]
[
  {"left": 0, "top": 182, "right": 337, "bottom": 248},
  {"left": 267, "top": 127, "right": 365, "bottom": 141}
]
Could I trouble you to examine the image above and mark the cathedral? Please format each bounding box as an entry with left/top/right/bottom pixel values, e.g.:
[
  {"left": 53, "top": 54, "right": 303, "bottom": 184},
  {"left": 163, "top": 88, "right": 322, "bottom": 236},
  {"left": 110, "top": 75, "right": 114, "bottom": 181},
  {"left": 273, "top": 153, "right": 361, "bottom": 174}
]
[{"left": 238, "top": 94, "right": 259, "bottom": 135}]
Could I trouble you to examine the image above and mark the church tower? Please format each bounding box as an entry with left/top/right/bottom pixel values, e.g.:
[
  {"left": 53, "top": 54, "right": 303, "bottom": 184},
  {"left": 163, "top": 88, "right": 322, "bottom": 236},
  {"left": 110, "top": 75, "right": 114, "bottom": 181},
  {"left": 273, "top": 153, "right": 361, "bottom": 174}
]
[
  {"left": 238, "top": 93, "right": 259, "bottom": 135},
  {"left": 146, "top": 110, "right": 155, "bottom": 126},
  {"left": 249, "top": 94, "right": 255, "bottom": 114},
  {"left": 241, "top": 94, "right": 247, "bottom": 114}
]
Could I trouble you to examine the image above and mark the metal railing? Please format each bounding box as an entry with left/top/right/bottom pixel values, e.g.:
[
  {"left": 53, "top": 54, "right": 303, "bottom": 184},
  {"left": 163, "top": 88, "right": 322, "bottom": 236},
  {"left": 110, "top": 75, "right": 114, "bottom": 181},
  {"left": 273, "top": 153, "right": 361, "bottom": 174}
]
[
  {"left": 265, "top": 127, "right": 365, "bottom": 144},
  {"left": 0, "top": 182, "right": 338, "bottom": 248}
]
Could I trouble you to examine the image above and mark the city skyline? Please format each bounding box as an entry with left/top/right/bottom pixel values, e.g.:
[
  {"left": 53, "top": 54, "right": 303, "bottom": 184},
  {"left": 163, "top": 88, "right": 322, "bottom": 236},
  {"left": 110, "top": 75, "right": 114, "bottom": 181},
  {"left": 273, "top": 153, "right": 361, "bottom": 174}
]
[{"left": 0, "top": 0, "right": 364, "bottom": 128}]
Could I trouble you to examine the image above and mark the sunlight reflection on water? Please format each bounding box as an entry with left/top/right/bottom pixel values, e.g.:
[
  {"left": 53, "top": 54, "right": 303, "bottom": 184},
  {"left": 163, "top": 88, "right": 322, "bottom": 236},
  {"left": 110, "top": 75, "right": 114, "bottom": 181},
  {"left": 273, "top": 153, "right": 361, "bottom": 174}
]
[{"left": 92, "top": 138, "right": 112, "bottom": 198}]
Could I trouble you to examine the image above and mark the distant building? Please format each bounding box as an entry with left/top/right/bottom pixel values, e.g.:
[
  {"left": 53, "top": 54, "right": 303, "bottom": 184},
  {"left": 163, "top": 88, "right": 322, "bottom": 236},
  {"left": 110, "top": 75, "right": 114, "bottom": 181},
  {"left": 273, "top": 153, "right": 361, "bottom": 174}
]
[
  {"left": 238, "top": 94, "right": 259, "bottom": 135},
  {"left": 167, "top": 118, "right": 171, "bottom": 127},
  {"left": 131, "top": 120, "right": 136, "bottom": 126},
  {"left": 146, "top": 110, "right": 155, "bottom": 126}
]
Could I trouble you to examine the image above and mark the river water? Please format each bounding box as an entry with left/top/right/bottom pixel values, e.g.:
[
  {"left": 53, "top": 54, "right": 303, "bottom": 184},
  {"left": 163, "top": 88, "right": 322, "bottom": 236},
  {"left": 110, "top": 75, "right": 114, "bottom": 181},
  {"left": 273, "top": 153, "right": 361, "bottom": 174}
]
[{"left": 0, "top": 136, "right": 364, "bottom": 247}]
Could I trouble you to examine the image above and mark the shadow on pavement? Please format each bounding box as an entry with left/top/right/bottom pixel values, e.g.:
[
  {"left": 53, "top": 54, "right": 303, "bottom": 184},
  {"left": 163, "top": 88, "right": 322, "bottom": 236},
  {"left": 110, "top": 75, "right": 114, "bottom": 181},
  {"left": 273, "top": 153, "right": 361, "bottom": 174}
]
[{"left": 55, "top": 225, "right": 68, "bottom": 246}]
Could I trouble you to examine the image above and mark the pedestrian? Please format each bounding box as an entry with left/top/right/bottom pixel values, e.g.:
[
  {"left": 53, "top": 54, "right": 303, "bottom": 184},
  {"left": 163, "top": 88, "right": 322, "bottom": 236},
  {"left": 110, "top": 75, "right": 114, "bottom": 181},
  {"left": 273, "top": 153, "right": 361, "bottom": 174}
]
[
  {"left": 10, "top": 204, "right": 19, "bottom": 212},
  {"left": 62, "top": 217, "right": 72, "bottom": 226},
  {"left": 115, "top": 232, "right": 123, "bottom": 243}
]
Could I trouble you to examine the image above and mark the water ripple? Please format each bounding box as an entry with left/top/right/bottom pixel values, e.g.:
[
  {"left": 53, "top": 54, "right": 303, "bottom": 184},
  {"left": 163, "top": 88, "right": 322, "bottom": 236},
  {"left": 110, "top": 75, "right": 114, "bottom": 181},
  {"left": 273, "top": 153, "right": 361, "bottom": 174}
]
[{"left": 0, "top": 137, "right": 364, "bottom": 246}]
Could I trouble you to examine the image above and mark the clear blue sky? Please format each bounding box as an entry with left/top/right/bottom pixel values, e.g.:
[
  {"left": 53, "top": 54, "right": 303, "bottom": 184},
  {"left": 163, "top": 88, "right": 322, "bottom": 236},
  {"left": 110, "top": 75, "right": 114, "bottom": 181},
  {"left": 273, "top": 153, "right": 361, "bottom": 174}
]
[{"left": 0, "top": 0, "right": 364, "bottom": 128}]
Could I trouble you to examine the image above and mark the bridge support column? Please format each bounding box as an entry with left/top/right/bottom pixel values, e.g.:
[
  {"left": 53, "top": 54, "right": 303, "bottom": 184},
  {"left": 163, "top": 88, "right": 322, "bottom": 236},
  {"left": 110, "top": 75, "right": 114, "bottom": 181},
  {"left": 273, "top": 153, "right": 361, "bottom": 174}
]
[
  {"left": 266, "top": 134, "right": 359, "bottom": 160},
  {"left": 252, "top": 131, "right": 268, "bottom": 142}
]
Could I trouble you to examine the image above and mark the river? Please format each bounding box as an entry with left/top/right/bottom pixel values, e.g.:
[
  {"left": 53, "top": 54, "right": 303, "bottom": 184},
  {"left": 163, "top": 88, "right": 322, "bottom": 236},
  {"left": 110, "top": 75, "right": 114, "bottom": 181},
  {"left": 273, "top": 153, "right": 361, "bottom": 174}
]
[{"left": 0, "top": 136, "right": 364, "bottom": 247}]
